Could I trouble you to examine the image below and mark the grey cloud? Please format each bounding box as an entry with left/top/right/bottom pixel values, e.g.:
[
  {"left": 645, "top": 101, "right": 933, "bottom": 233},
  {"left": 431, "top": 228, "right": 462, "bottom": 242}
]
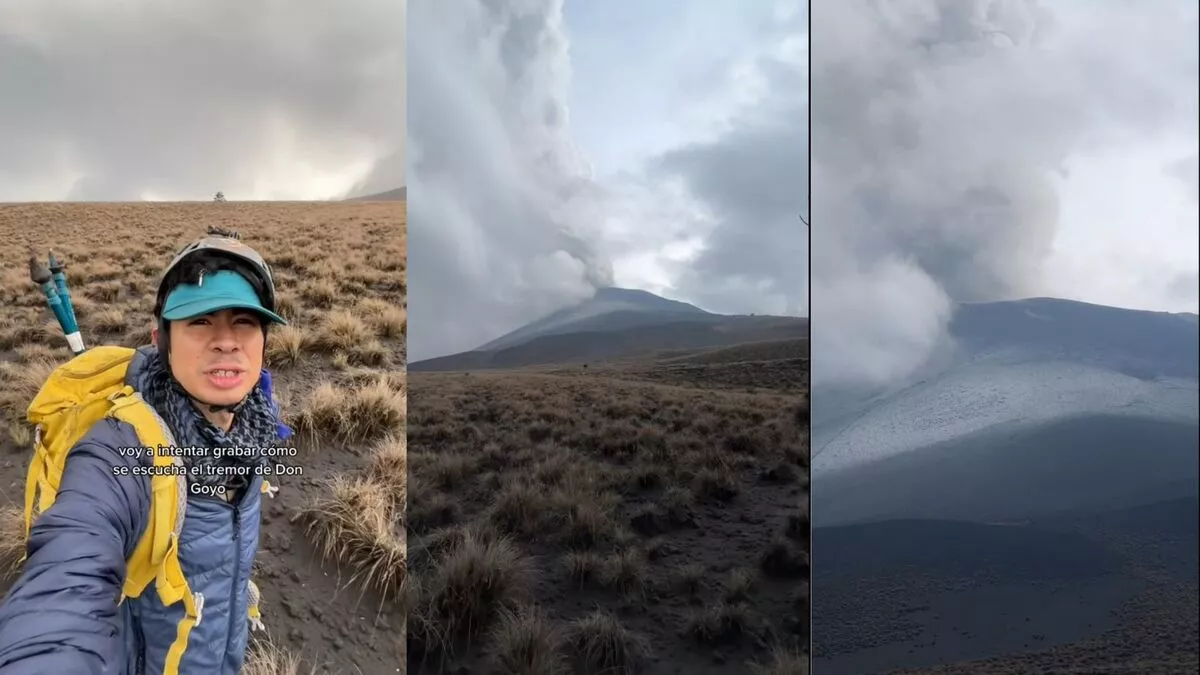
[
  {"left": 811, "top": 0, "right": 1198, "bottom": 387},
  {"left": 654, "top": 119, "right": 808, "bottom": 315},
  {"left": 350, "top": 149, "right": 406, "bottom": 198},
  {"left": 573, "top": 4, "right": 808, "bottom": 319},
  {"left": 1167, "top": 271, "right": 1199, "bottom": 307},
  {"left": 0, "top": 1, "right": 404, "bottom": 201},
  {"left": 1165, "top": 154, "right": 1199, "bottom": 203},
  {"left": 653, "top": 42, "right": 808, "bottom": 317},
  {"left": 407, "top": 0, "right": 612, "bottom": 361}
]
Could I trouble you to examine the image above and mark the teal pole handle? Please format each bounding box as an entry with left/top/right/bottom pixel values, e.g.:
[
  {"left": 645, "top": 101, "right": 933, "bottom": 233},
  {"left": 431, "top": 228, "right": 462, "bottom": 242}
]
[
  {"left": 30, "top": 251, "right": 86, "bottom": 355},
  {"left": 48, "top": 251, "right": 78, "bottom": 330}
]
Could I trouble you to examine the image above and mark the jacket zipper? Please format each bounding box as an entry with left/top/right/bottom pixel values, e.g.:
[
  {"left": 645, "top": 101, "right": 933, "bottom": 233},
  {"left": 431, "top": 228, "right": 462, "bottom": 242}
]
[
  {"left": 134, "top": 610, "right": 146, "bottom": 674},
  {"left": 225, "top": 498, "right": 242, "bottom": 667},
  {"left": 189, "top": 493, "right": 242, "bottom": 670}
]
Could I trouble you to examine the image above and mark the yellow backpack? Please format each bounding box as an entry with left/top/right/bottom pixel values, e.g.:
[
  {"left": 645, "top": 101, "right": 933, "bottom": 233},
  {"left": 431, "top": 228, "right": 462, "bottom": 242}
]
[{"left": 21, "top": 345, "right": 268, "bottom": 670}]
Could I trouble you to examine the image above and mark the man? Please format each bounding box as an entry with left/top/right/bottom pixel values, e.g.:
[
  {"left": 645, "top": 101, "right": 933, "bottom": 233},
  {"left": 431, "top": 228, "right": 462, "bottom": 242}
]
[{"left": 0, "top": 229, "right": 288, "bottom": 674}]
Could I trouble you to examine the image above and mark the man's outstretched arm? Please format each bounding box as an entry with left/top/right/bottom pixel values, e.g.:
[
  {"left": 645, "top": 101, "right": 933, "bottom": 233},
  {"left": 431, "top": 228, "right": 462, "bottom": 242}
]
[{"left": 0, "top": 420, "right": 150, "bottom": 675}]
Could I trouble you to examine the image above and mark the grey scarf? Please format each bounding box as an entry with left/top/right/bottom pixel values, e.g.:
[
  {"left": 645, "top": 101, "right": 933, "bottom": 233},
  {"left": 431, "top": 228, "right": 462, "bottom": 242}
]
[{"left": 135, "top": 349, "right": 282, "bottom": 496}]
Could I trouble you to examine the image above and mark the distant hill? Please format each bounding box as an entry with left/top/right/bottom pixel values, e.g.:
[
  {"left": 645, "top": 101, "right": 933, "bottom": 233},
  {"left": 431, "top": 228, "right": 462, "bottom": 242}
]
[
  {"left": 345, "top": 187, "right": 406, "bottom": 201},
  {"left": 410, "top": 287, "right": 807, "bottom": 371}
]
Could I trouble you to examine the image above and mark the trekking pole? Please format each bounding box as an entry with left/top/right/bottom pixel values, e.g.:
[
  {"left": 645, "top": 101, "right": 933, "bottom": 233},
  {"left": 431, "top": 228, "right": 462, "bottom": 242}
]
[
  {"left": 47, "top": 250, "right": 79, "bottom": 334},
  {"left": 28, "top": 251, "right": 85, "bottom": 356}
]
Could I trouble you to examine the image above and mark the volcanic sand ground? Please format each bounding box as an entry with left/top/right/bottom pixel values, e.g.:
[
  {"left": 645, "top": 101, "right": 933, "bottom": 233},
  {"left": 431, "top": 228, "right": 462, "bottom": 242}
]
[
  {"left": 812, "top": 480, "right": 1198, "bottom": 675},
  {"left": 862, "top": 500, "right": 1200, "bottom": 675},
  {"left": 405, "top": 338, "right": 810, "bottom": 675},
  {"left": 0, "top": 201, "right": 407, "bottom": 674}
]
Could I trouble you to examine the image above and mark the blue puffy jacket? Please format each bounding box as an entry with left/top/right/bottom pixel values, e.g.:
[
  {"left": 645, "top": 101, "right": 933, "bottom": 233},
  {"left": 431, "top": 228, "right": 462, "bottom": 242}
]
[{"left": 0, "top": 348, "right": 263, "bottom": 674}]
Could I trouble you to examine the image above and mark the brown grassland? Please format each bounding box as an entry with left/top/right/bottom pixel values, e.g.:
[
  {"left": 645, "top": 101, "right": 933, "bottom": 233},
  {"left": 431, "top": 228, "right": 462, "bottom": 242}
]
[
  {"left": 406, "top": 344, "right": 810, "bottom": 674},
  {"left": 0, "top": 201, "right": 407, "bottom": 674}
]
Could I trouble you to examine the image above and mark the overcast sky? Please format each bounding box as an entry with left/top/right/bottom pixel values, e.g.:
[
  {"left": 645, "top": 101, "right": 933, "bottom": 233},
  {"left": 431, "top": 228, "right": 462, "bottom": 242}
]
[
  {"left": 407, "top": 0, "right": 806, "bottom": 361},
  {"left": 0, "top": 0, "right": 404, "bottom": 201},
  {"left": 811, "top": 0, "right": 1199, "bottom": 387}
]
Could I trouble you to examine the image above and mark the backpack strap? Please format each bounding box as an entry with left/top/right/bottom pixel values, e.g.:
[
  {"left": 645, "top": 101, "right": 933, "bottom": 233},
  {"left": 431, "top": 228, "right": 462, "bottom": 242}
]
[
  {"left": 22, "top": 426, "right": 53, "bottom": 542},
  {"left": 19, "top": 424, "right": 63, "bottom": 567},
  {"left": 108, "top": 389, "right": 182, "bottom": 597}
]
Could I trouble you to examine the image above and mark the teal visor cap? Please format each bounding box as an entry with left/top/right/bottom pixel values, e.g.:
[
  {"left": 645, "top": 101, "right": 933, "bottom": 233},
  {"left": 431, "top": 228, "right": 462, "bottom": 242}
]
[{"left": 161, "top": 269, "right": 288, "bottom": 325}]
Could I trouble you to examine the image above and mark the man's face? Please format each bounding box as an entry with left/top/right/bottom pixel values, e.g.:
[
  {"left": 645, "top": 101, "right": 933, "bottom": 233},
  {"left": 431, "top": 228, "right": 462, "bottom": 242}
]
[{"left": 162, "top": 308, "right": 265, "bottom": 405}]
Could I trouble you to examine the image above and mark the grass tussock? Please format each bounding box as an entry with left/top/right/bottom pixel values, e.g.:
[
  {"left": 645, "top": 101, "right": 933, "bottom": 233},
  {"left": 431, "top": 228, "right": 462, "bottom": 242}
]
[
  {"left": 274, "top": 292, "right": 301, "bottom": 321},
  {"left": 0, "top": 359, "right": 60, "bottom": 427},
  {"left": 724, "top": 566, "right": 758, "bottom": 602},
  {"left": 485, "top": 605, "right": 568, "bottom": 675},
  {"left": 318, "top": 310, "right": 373, "bottom": 351},
  {"left": 14, "top": 344, "right": 57, "bottom": 365},
  {"left": 7, "top": 421, "right": 32, "bottom": 448},
  {"left": 761, "top": 537, "right": 809, "bottom": 579},
  {"left": 241, "top": 640, "right": 320, "bottom": 675},
  {"left": 410, "top": 530, "right": 535, "bottom": 656},
  {"left": 749, "top": 647, "right": 810, "bottom": 675},
  {"left": 367, "top": 434, "right": 407, "bottom": 494},
  {"left": 357, "top": 297, "right": 408, "bottom": 338},
  {"left": 294, "top": 378, "right": 405, "bottom": 444},
  {"left": 677, "top": 564, "right": 708, "bottom": 600},
  {"left": 85, "top": 307, "right": 127, "bottom": 333},
  {"left": 0, "top": 506, "right": 27, "bottom": 579},
  {"left": 567, "top": 610, "right": 652, "bottom": 675},
  {"left": 407, "top": 486, "right": 463, "bottom": 536},
  {"left": 265, "top": 324, "right": 309, "bottom": 367},
  {"left": 598, "top": 548, "right": 648, "bottom": 598},
  {"left": 563, "top": 552, "right": 603, "bottom": 588},
  {"left": 684, "top": 601, "right": 765, "bottom": 645},
  {"left": 347, "top": 338, "right": 389, "bottom": 367},
  {"left": 297, "top": 475, "right": 406, "bottom": 599},
  {"left": 301, "top": 278, "right": 339, "bottom": 308}
]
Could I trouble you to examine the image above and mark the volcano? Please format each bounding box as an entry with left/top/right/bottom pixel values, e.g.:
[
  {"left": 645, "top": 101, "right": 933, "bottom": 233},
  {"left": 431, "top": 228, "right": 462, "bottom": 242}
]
[{"left": 409, "top": 286, "right": 806, "bottom": 372}]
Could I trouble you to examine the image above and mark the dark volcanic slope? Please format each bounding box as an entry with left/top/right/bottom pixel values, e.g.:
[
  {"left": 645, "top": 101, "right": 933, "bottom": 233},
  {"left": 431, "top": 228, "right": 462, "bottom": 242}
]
[
  {"left": 814, "top": 519, "right": 1125, "bottom": 581},
  {"left": 811, "top": 518, "right": 1143, "bottom": 675},
  {"left": 479, "top": 287, "right": 714, "bottom": 352},
  {"left": 346, "top": 187, "right": 406, "bottom": 201},
  {"left": 813, "top": 414, "right": 1199, "bottom": 527},
  {"left": 812, "top": 498, "right": 1200, "bottom": 675},
  {"left": 606, "top": 338, "right": 810, "bottom": 393},
  {"left": 1053, "top": 496, "right": 1200, "bottom": 584},
  {"left": 410, "top": 315, "right": 807, "bottom": 372}
]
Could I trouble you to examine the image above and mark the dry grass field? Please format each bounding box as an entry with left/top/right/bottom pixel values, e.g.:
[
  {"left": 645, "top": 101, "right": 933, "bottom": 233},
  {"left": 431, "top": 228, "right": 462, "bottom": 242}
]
[
  {"left": 0, "top": 201, "right": 407, "bottom": 674},
  {"left": 406, "top": 341, "right": 810, "bottom": 674}
]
